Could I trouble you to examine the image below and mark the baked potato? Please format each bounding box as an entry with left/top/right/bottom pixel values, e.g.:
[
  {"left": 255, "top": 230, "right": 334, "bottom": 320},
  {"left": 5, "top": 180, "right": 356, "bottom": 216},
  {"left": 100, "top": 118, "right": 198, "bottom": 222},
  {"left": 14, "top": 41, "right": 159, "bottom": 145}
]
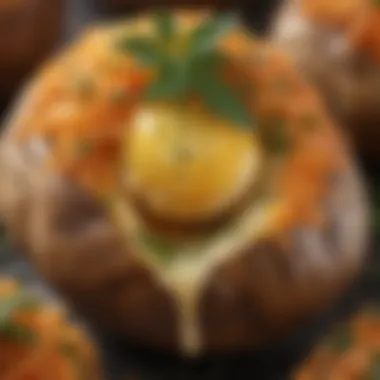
[
  {"left": 0, "top": 10, "right": 369, "bottom": 356},
  {"left": 271, "top": 0, "right": 380, "bottom": 162},
  {"left": 0, "top": 0, "right": 64, "bottom": 102},
  {"left": 294, "top": 307, "right": 380, "bottom": 379},
  {"left": 0, "top": 276, "right": 102, "bottom": 379}
]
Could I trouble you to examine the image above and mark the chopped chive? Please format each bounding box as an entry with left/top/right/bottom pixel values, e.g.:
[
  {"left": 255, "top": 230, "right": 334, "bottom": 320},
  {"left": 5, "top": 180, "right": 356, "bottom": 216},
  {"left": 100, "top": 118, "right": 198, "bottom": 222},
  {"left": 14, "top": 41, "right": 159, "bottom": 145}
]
[
  {"left": 0, "top": 321, "right": 36, "bottom": 344},
  {"left": 260, "top": 116, "right": 291, "bottom": 155},
  {"left": 368, "top": 353, "right": 380, "bottom": 380},
  {"left": 268, "top": 130, "right": 290, "bottom": 155},
  {"left": 0, "top": 294, "right": 40, "bottom": 322},
  {"left": 139, "top": 231, "right": 177, "bottom": 262},
  {"left": 101, "top": 194, "right": 114, "bottom": 208},
  {"left": 330, "top": 326, "right": 352, "bottom": 354}
]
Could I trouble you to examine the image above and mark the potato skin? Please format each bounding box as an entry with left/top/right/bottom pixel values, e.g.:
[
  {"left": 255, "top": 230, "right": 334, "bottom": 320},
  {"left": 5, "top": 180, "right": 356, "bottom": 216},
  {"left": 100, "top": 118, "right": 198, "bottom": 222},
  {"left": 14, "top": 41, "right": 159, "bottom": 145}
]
[
  {"left": 0, "top": 104, "right": 368, "bottom": 354},
  {"left": 0, "top": 0, "right": 64, "bottom": 101},
  {"left": 271, "top": 0, "right": 380, "bottom": 162}
]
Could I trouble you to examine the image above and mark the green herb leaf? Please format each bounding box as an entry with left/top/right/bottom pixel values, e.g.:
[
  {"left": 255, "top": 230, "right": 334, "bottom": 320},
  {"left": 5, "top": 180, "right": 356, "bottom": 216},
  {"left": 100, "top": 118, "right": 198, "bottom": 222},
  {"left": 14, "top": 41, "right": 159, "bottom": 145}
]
[
  {"left": 117, "top": 37, "right": 161, "bottom": 67},
  {"left": 117, "top": 11, "right": 254, "bottom": 130},
  {"left": 155, "top": 10, "right": 175, "bottom": 42},
  {"left": 259, "top": 117, "right": 290, "bottom": 155},
  {"left": 193, "top": 68, "right": 252, "bottom": 128},
  {"left": 189, "top": 13, "right": 239, "bottom": 56},
  {"left": 145, "top": 58, "right": 190, "bottom": 100},
  {"left": 0, "top": 321, "right": 36, "bottom": 344},
  {"left": 139, "top": 231, "right": 177, "bottom": 262},
  {"left": 0, "top": 294, "right": 39, "bottom": 322},
  {"left": 367, "top": 353, "right": 380, "bottom": 380},
  {"left": 330, "top": 326, "right": 352, "bottom": 354}
]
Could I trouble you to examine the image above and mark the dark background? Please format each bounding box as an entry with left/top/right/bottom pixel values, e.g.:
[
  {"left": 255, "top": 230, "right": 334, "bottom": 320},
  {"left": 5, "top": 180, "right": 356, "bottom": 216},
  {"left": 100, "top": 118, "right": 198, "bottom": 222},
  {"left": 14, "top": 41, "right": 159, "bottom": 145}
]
[{"left": 0, "top": 1, "right": 379, "bottom": 379}]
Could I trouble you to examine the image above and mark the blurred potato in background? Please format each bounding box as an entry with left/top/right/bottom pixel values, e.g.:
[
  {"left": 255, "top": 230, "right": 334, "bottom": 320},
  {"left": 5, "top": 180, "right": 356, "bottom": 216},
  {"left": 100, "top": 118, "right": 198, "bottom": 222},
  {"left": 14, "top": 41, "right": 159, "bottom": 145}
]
[{"left": 0, "top": 0, "right": 64, "bottom": 103}]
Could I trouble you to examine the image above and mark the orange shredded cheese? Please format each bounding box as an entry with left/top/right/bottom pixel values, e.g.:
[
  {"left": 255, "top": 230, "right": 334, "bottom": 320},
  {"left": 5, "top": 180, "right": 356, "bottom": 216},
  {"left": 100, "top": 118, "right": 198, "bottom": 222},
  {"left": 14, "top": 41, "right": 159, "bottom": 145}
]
[
  {"left": 296, "top": 310, "right": 380, "bottom": 379},
  {"left": 0, "top": 277, "right": 101, "bottom": 380},
  {"left": 301, "top": 0, "right": 380, "bottom": 61},
  {"left": 10, "top": 13, "right": 345, "bottom": 227}
]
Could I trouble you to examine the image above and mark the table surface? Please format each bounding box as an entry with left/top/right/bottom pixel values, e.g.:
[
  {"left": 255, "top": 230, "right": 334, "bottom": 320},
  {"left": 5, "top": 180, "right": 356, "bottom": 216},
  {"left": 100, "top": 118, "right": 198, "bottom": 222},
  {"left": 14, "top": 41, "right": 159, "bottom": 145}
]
[{"left": 1, "top": 1, "right": 379, "bottom": 379}]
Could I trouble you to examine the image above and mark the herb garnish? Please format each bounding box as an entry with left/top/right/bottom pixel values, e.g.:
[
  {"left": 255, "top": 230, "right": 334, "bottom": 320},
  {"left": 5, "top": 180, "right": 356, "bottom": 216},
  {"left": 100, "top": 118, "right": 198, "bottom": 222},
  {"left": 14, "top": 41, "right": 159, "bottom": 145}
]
[
  {"left": 0, "top": 321, "right": 36, "bottom": 344},
  {"left": 117, "top": 11, "right": 253, "bottom": 129},
  {"left": 330, "top": 326, "right": 352, "bottom": 354},
  {"left": 259, "top": 116, "right": 290, "bottom": 155},
  {"left": 139, "top": 230, "right": 177, "bottom": 262},
  {"left": 368, "top": 353, "right": 380, "bottom": 380},
  {"left": 0, "top": 293, "right": 39, "bottom": 322},
  {"left": 0, "top": 293, "right": 39, "bottom": 345}
]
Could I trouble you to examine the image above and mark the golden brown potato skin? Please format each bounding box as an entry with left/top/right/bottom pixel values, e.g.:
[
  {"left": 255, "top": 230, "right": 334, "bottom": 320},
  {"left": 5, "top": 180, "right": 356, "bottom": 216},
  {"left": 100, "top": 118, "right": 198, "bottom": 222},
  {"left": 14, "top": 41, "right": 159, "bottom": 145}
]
[
  {"left": 0, "top": 106, "right": 368, "bottom": 353},
  {"left": 0, "top": 0, "right": 64, "bottom": 100},
  {"left": 271, "top": 0, "right": 380, "bottom": 163}
]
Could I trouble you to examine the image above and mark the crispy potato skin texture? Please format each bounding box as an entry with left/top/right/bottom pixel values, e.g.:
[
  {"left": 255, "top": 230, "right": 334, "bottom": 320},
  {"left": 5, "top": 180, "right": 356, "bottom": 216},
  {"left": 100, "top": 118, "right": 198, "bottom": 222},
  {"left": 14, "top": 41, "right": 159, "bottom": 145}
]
[
  {"left": 0, "top": 110, "right": 368, "bottom": 353},
  {"left": 0, "top": 0, "right": 63, "bottom": 100},
  {"left": 271, "top": 0, "right": 380, "bottom": 162}
]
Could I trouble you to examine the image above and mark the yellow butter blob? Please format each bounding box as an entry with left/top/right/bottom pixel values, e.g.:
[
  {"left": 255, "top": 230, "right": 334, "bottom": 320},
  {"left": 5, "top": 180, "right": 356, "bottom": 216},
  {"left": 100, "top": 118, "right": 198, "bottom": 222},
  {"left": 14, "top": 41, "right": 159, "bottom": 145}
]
[{"left": 124, "top": 103, "right": 262, "bottom": 221}]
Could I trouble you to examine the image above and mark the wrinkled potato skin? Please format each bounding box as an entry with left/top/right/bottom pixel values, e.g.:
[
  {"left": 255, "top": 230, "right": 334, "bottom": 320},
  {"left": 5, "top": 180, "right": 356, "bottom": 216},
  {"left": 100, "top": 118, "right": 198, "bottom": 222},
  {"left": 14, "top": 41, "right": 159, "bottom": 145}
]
[
  {"left": 0, "top": 83, "right": 368, "bottom": 353},
  {"left": 271, "top": 0, "right": 380, "bottom": 162}
]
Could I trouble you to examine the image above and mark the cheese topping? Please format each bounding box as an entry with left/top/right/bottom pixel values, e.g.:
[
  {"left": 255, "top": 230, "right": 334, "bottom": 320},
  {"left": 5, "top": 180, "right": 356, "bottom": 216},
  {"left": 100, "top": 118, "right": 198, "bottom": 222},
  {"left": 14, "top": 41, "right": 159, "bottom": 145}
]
[{"left": 301, "top": 0, "right": 380, "bottom": 61}]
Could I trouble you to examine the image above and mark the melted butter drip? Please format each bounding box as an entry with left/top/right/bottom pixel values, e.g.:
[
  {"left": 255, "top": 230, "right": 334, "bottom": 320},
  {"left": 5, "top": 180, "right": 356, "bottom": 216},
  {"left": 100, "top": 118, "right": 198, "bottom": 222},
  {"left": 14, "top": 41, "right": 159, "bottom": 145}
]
[
  {"left": 111, "top": 194, "right": 278, "bottom": 355},
  {"left": 117, "top": 103, "right": 274, "bottom": 355}
]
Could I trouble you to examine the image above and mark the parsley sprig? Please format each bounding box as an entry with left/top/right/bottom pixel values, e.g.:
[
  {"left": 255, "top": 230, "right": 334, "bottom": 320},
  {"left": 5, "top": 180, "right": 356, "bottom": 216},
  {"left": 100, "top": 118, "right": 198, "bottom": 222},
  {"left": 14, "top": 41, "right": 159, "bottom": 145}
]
[{"left": 117, "top": 11, "right": 253, "bottom": 128}]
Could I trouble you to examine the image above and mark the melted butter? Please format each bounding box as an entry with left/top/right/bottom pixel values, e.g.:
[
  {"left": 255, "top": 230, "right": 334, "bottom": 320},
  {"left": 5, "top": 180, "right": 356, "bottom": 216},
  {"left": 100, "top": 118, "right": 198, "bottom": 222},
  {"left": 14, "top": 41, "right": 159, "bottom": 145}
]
[
  {"left": 125, "top": 103, "right": 262, "bottom": 222},
  {"left": 111, "top": 191, "right": 279, "bottom": 355},
  {"left": 117, "top": 102, "right": 270, "bottom": 355}
]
